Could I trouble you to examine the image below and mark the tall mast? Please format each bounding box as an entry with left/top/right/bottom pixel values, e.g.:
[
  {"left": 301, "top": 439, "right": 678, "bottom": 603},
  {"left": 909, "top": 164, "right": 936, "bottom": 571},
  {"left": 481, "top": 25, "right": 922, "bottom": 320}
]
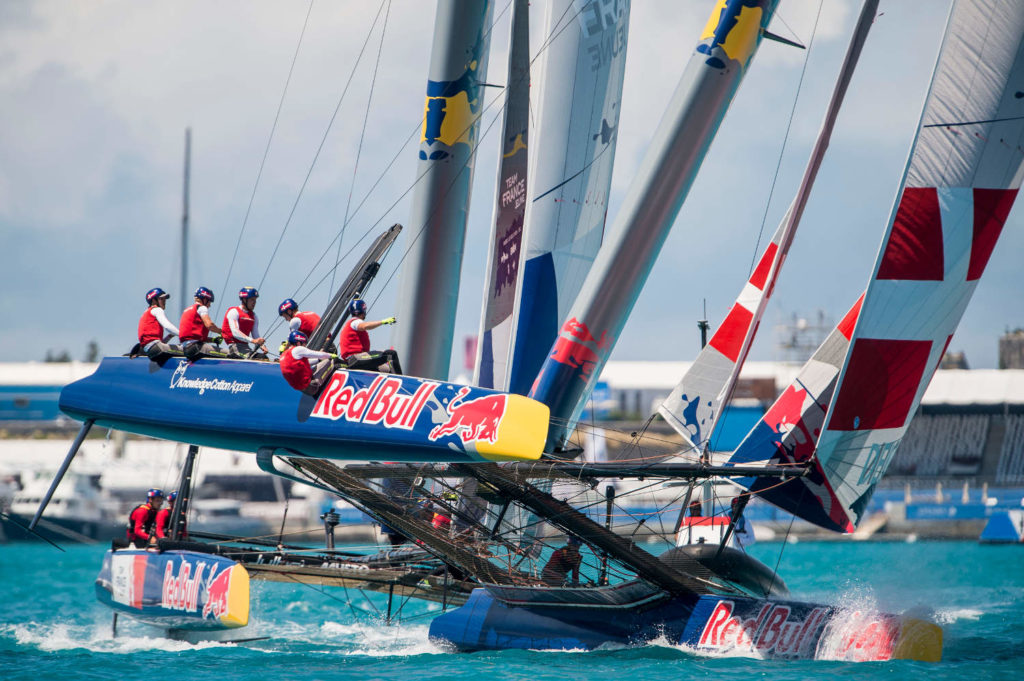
[
  {"left": 180, "top": 127, "right": 191, "bottom": 306},
  {"left": 530, "top": 0, "right": 781, "bottom": 452},
  {"left": 392, "top": 0, "right": 495, "bottom": 380},
  {"left": 659, "top": 0, "right": 880, "bottom": 454}
]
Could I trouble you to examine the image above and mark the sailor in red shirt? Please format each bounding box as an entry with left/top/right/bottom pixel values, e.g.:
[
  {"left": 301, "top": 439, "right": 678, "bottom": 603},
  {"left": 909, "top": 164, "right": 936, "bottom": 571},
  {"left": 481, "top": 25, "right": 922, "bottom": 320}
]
[
  {"left": 179, "top": 287, "right": 225, "bottom": 361},
  {"left": 127, "top": 488, "right": 165, "bottom": 546},
  {"left": 541, "top": 536, "right": 583, "bottom": 586},
  {"left": 137, "top": 288, "right": 181, "bottom": 360},
  {"left": 155, "top": 490, "right": 188, "bottom": 540},
  {"left": 223, "top": 287, "right": 269, "bottom": 359},
  {"left": 280, "top": 330, "right": 338, "bottom": 393},
  {"left": 340, "top": 299, "right": 403, "bottom": 374},
  {"left": 279, "top": 298, "right": 335, "bottom": 354}
]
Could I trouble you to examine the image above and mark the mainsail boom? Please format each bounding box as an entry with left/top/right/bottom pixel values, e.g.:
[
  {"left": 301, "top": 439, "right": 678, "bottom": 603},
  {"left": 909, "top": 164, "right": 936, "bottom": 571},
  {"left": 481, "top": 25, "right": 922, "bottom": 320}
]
[{"left": 658, "top": 0, "right": 880, "bottom": 454}]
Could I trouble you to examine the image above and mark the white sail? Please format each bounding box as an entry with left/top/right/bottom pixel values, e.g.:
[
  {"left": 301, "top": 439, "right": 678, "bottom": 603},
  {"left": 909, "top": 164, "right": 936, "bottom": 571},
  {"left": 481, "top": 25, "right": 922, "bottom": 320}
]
[
  {"left": 499, "top": 0, "right": 631, "bottom": 395},
  {"left": 475, "top": 0, "right": 530, "bottom": 389}
]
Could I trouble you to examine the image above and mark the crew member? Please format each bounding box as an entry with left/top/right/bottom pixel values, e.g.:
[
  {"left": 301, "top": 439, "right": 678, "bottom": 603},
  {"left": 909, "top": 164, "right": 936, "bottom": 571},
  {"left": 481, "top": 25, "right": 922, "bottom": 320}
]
[
  {"left": 279, "top": 330, "right": 337, "bottom": 393},
  {"left": 156, "top": 491, "right": 188, "bottom": 540},
  {"left": 223, "top": 286, "right": 268, "bottom": 359},
  {"left": 278, "top": 298, "right": 320, "bottom": 335},
  {"left": 541, "top": 536, "right": 583, "bottom": 586},
  {"left": 179, "top": 287, "right": 225, "bottom": 360},
  {"left": 138, "top": 288, "right": 181, "bottom": 360},
  {"left": 340, "top": 299, "right": 402, "bottom": 374},
  {"left": 127, "top": 488, "right": 164, "bottom": 546},
  {"left": 431, "top": 492, "right": 458, "bottom": 534}
]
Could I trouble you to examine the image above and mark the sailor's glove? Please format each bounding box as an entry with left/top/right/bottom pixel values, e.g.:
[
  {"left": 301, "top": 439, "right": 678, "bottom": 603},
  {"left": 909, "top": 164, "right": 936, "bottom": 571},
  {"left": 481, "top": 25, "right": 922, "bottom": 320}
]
[
  {"left": 382, "top": 316, "right": 397, "bottom": 325},
  {"left": 279, "top": 341, "right": 289, "bottom": 354},
  {"left": 330, "top": 353, "right": 341, "bottom": 364},
  {"left": 212, "top": 336, "right": 223, "bottom": 346}
]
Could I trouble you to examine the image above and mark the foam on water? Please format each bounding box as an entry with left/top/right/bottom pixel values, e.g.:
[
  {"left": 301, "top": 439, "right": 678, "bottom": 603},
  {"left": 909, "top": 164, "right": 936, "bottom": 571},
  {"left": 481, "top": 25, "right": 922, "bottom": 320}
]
[{"left": 2, "top": 621, "right": 230, "bottom": 654}]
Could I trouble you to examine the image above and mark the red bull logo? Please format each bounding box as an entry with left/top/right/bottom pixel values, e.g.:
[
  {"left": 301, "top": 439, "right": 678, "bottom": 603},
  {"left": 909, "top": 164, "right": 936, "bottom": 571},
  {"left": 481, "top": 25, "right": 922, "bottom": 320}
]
[
  {"left": 311, "top": 371, "right": 439, "bottom": 430},
  {"left": 699, "top": 600, "right": 828, "bottom": 657},
  {"left": 162, "top": 559, "right": 208, "bottom": 613},
  {"left": 428, "top": 386, "right": 507, "bottom": 446},
  {"left": 202, "top": 566, "right": 233, "bottom": 620},
  {"left": 548, "top": 317, "right": 610, "bottom": 384},
  {"left": 698, "top": 600, "right": 900, "bottom": 660}
]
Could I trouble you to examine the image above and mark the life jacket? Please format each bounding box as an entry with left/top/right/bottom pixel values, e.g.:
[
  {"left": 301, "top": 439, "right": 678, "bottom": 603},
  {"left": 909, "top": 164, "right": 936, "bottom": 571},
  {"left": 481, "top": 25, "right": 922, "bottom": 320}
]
[
  {"left": 155, "top": 507, "right": 188, "bottom": 539},
  {"left": 179, "top": 303, "right": 210, "bottom": 343},
  {"left": 222, "top": 305, "right": 256, "bottom": 345},
  {"left": 432, "top": 512, "right": 451, "bottom": 531},
  {"left": 340, "top": 317, "right": 370, "bottom": 358},
  {"left": 280, "top": 346, "right": 313, "bottom": 390},
  {"left": 294, "top": 310, "right": 320, "bottom": 336},
  {"left": 126, "top": 503, "right": 157, "bottom": 542},
  {"left": 138, "top": 308, "right": 163, "bottom": 345}
]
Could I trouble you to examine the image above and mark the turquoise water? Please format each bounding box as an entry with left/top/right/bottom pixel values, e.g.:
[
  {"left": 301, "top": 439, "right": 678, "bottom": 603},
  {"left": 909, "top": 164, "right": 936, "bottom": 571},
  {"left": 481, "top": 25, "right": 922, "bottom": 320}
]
[{"left": 1, "top": 540, "right": 1021, "bottom": 680}]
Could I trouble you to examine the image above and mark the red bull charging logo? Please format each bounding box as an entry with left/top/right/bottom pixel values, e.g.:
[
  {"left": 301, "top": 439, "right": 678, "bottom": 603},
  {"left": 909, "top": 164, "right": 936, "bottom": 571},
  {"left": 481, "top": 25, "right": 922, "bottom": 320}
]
[
  {"left": 202, "top": 566, "right": 233, "bottom": 620},
  {"left": 428, "top": 386, "right": 507, "bottom": 446},
  {"left": 549, "top": 317, "right": 610, "bottom": 383}
]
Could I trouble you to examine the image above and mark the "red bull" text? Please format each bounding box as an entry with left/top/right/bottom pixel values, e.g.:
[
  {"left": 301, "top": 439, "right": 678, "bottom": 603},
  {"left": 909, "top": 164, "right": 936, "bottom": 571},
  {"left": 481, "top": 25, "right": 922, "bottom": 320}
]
[
  {"left": 311, "top": 371, "right": 439, "bottom": 430},
  {"left": 162, "top": 559, "right": 207, "bottom": 613},
  {"left": 698, "top": 600, "right": 900, "bottom": 660},
  {"left": 428, "top": 386, "right": 507, "bottom": 446}
]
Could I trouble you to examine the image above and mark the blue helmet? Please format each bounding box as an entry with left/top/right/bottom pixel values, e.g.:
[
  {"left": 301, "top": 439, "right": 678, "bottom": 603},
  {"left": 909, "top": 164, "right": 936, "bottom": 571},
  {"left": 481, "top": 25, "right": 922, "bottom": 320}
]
[
  {"left": 194, "top": 286, "right": 215, "bottom": 303},
  {"left": 288, "top": 330, "right": 308, "bottom": 345},
  {"left": 349, "top": 299, "right": 367, "bottom": 316},
  {"left": 566, "top": 536, "right": 582, "bottom": 547},
  {"left": 239, "top": 286, "right": 259, "bottom": 301},
  {"left": 147, "top": 488, "right": 165, "bottom": 500},
  {"left": 278, "top": 298, "right": 298, "bottom": 316},
  {"left": 145, "top": 287, "right": 169, "bottom": 304},
  {"left": 167, "top": 491, "right": 178, "bottom": 503}
]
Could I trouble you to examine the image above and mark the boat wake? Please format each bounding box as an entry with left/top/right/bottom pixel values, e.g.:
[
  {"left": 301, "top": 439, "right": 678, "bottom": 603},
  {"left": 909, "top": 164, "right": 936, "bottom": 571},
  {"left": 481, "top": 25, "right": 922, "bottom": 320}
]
[{"left": 2, "top": 621, "right": 228, "bottom": 654}]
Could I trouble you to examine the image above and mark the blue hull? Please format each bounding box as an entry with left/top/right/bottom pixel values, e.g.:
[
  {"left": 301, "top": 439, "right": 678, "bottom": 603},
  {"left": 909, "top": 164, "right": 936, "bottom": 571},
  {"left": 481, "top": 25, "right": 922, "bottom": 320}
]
[
  {"left": 429, "top": 586, "right": 942, "bottom": 661},
  {"left": 59, "top": 357, "right": 548, "bottom": 462},
  {"left": 95, "top": 549, "right": 249, "bottom": 631}
]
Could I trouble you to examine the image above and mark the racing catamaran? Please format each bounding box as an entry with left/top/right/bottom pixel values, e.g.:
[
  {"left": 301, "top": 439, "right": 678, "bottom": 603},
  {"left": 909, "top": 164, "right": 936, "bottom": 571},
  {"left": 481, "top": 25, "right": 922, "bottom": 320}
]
[{"left": 35, "top": 0, "right": 1024, "bottom": 662}]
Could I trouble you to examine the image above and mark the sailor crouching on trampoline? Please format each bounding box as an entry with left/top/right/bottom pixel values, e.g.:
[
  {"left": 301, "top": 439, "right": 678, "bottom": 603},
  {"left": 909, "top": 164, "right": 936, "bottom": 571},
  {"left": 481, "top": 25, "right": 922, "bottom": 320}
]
[
  {"left": 280, "top": 330, "right": 338, "bottom": 394},
  {"left": 340, "top": 299, "right": 402, "bottom": 374}
]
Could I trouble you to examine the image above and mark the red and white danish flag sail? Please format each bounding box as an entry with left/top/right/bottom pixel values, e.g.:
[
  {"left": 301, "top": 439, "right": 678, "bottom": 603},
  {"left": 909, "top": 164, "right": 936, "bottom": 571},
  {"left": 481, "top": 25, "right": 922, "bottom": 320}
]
[{"left": 785, "top": 0, "right": 1024, "bottom": 533}]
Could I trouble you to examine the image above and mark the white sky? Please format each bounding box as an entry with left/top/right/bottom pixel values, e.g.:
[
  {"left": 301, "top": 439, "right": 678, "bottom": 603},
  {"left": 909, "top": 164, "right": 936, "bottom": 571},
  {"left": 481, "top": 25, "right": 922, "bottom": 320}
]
[{"left": 1, "top": 0, "right": 1019, "bottom": 373}]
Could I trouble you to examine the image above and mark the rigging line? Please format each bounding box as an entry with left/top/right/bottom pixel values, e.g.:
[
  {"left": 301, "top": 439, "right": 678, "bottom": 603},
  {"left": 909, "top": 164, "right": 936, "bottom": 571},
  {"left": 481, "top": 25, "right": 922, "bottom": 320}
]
[
  {"left": 219, "top": 0, "right": 315, "bottom": 319},
  {"left": 922, "top": 115, "right": 1024, "bottom": 128},
  {"left": 746, "top": 0, "right": 824, "bottom": 278},
  {"left": 281, "top": 0, "right": 573, "bottom": 314},
  {"left": 257, "top": 0, "right": 389, "bottom": 291},
  {"left": 286, "top": 0, "right": 514, "bottom": 312},
  {"left": 367, "top": 93, "right": 509, "bottom": 308},
  {"left": 330, "top": 0, "right": 392, "bottom": 302}
]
